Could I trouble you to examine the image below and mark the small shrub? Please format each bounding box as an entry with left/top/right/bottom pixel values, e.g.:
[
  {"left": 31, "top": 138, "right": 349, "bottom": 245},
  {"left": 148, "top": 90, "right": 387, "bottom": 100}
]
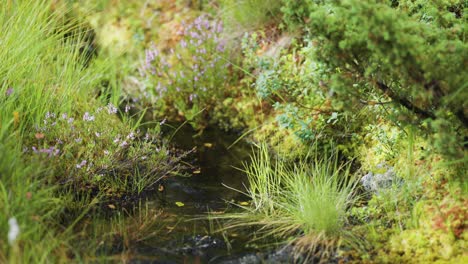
[
  {"left": 139, "top": 15, "right": 229, "bottom": 126},
  {"left": 25, "top": 105, "right": 185, "bottom": 196}
]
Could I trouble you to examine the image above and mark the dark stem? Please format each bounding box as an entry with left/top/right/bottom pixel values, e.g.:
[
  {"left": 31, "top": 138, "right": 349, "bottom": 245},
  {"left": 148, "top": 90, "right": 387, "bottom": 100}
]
[{"left": 376, "top": 81, "right": 436, "bottom": 120}]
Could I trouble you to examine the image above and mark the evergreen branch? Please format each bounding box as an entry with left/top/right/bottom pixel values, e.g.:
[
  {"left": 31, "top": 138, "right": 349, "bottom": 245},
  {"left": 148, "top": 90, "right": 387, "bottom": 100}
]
[{"left": 376, "top": 81, "right": 436, "bottom": 120}]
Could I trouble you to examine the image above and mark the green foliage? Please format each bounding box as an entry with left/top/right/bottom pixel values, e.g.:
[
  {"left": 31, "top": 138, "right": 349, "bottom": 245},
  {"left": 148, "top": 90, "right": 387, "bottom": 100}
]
[
  {"left": 303, "top": 0, "right": 467, "bottom": 160},
  {"left": 280, "top": 0, "right": 313, "bottom": 30},
  {"left": 240, "top": 32, "right": 366, "bottom": 155}
]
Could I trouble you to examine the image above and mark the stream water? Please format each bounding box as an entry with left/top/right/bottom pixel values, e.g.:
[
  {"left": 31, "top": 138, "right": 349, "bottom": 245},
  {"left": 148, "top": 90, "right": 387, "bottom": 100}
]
[{"left": 130, "top": 124, "right": 257, "bottom": 263}]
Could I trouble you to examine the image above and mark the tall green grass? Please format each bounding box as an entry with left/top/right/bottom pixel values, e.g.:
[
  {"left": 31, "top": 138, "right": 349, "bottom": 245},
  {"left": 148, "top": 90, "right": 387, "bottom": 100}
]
[
  {"left": 0, "top": 129, "right": 69, "bottom": 263},
  {"left": 0, "top": 0, "right": 104, "bottom": 135},
  {"left": 0, "top": 1, "right": 109, "bottom": 262}
]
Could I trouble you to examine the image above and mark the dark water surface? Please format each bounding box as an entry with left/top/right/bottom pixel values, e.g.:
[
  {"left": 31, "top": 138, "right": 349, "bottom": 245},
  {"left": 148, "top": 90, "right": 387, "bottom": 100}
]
[{"left": 131, "top": 124, "right": 255, "bottom": 263}]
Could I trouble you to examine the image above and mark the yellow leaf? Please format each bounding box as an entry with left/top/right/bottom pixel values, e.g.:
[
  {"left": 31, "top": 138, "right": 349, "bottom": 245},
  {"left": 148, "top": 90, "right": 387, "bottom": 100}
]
[
  {"left": 203, "top": 143, "right": 213, "bottom": 148},
  {"left": 239, "top": 201, "right": 249, "bottom": 206},
  {"left": 13, "top": 111, "right": 19, "bottom": 127},
  {"left": 193, "top": 170, "right": 201, "bottom": 174},
  {"left": 108, "top": 204, "right": 116, "bottom": 209},
  {"left": 175, "top": 201, "right": 185, "bottom": 207}
]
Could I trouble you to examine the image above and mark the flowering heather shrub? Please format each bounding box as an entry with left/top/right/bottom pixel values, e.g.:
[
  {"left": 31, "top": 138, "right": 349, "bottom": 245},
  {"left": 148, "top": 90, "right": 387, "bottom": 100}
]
[
  {"left": 26, "top": 104, "right": 186, "bottom": 195},
  {"left": 139, "top": 15, "right": 229, "bottom": 122}
]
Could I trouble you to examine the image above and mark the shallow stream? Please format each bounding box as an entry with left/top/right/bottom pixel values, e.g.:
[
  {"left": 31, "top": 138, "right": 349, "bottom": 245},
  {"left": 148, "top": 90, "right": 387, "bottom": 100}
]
[{"left": 129, "top": 124, "right": 257, "bottom": 263}]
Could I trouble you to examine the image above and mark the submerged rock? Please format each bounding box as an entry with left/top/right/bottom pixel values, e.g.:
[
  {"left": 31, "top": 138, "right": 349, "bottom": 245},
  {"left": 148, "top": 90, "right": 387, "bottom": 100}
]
[{"left": 176, "top": 235, "right": 225, "bottom": 255}]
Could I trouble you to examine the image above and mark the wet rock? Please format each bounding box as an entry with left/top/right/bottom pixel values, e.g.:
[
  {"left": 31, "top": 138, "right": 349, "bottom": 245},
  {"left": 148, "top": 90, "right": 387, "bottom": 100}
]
[
  {"left": 361, "top": 165, "right": 402, "bottom": 194},
  {"left": 216, "top": 253, "right": 262, "bottom": 264},
  {"left": 216, "top": 245, "right": 298, "bottom": 264},
  {"left": 164, "top": 178, "right": 207, "bottom": 196},
  {"left": 176, "top": 235, "right": 225, "bottom": 255}
]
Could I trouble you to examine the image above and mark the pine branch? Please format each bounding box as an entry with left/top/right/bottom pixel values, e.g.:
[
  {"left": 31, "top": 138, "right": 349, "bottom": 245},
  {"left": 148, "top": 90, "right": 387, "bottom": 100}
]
[{"left": 376, "top": 81, "right": 436, "bottom": 120}]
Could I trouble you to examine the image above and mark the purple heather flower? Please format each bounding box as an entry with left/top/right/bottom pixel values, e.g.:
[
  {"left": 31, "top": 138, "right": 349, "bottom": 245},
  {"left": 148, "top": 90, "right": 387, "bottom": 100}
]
[
  {"left": 6, "top": 87, "right": 13, "bottom": 96},
  {"left": 76, "top": 160, "right": 87, "bottom": 169},
  {"left": 125, "top": 105, "right": 131, "bottom": 113},
  {"left": 39, "top": 146, "right": 60, "bottom": 157},
  {"left": 61, "top": 113, "right": 68, "bottom": 119},
  {"left": 68, "top": 118, "right": 74, "bottom": 124},
  {"left": 189, "top": 94, "right": 198, "bottom": 101},
  {"left": 180, "top": 40, "right": 187, "bottom": 48},
  {"left": 190, "top": 31, "right": 200, "bottom": 39},
  {"left": 127, "top": 132, "right": 135, "bottom": 140},
  {"left": 83, "top": 112, "right": 95, "bottom": 121},
  {"left": 216, "top": 22, "right": 223, "bottom": 33},
  {"left": 217, "top": 42, "right": 225, "bottom": 52},
  {"left": 45, "top": 112, "right": 52, "bottom": 119},
  {"left": 107, "top": 103, "right": 118, "bottom": 114},
  {"left": 160, "top": 118, "right": 167, "bottom": 126},
  {"left": 119, "top": 141, "right": 128, "bottom": 147},
  {"left": 104, "top": 150, "right": 110, "bottom": 155},
  {"left": 203, "top": 19, "right": 210, "bottom": 29},
  {"left": 95, "top": 132, "right": 101, "bottom": 137}
]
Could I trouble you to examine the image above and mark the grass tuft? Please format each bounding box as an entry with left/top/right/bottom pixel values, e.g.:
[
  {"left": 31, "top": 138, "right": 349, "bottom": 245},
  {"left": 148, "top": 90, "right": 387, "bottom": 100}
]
[{"left": 220, "top": 143, "right": 360, "bottom": 259}]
